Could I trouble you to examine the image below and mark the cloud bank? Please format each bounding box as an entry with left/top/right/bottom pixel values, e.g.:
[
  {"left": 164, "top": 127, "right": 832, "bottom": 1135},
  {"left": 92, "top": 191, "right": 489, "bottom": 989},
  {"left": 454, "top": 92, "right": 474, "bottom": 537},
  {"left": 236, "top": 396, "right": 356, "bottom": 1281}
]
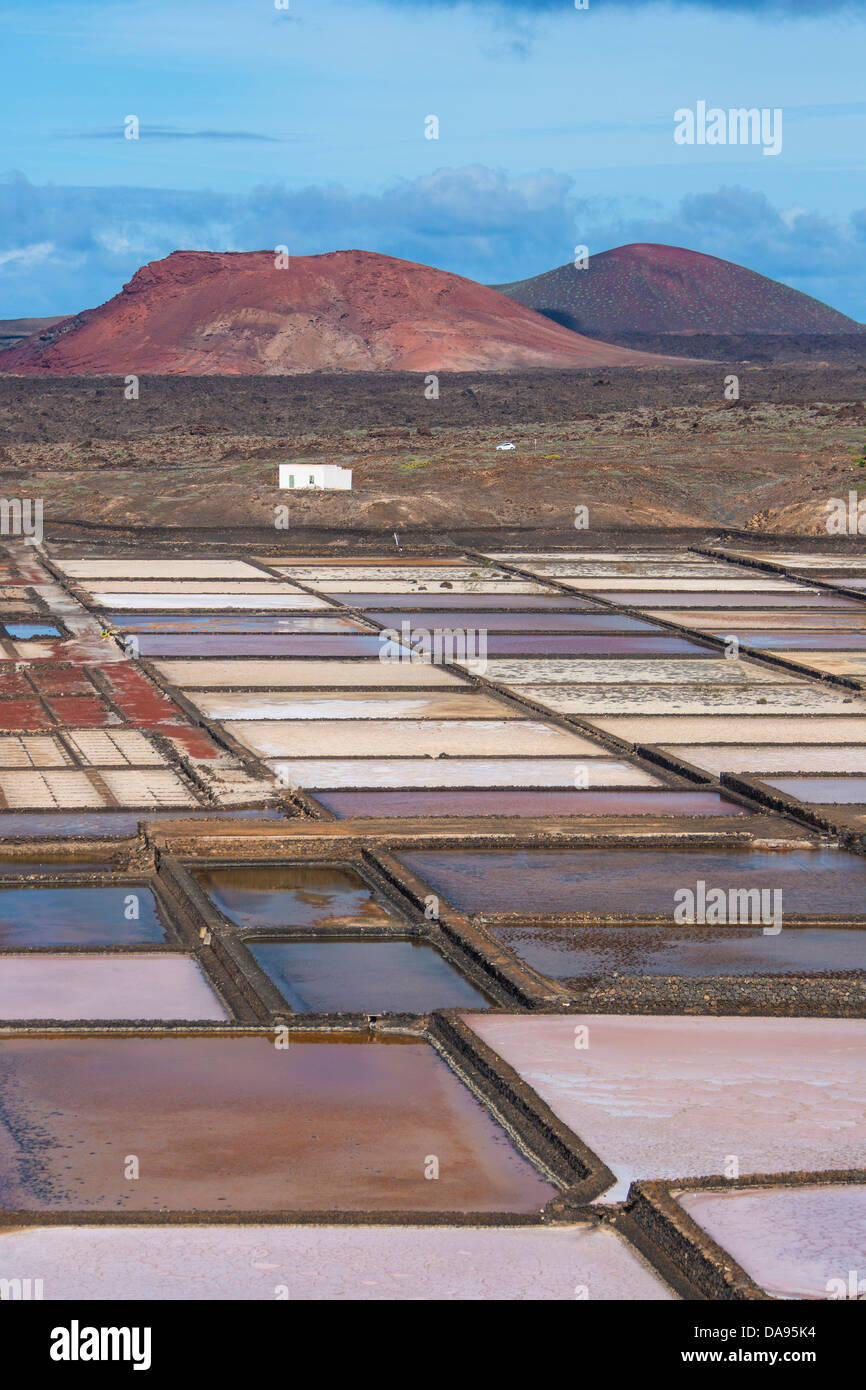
[{"left": 1, "top": 166, "right": 863, "bottom": 321}]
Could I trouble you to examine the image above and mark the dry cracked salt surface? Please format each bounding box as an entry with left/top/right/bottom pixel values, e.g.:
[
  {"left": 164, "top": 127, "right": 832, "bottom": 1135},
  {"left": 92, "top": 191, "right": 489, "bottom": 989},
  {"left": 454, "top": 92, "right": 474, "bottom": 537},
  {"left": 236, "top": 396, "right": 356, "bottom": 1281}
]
[
  {"left": 230, "top": 718, "right": 599, "bottom": 760},
  {"left": 512, "top": 565, "right": 736, "bottom": 579},
  {"left": 63, "top": 729, "right": 166, "bottom": 767},
  {"left": 95, "top": 592, "right": 329, "bottom": 611},
  {"left": 267, "top": 757, "right": 659, "bottom": 789},
  {"left": 313, "top": 581, "right": 557, "bottom": 595},
  {"left": 483, "top": 658, "right": 787, "bottom": 686},
  {"left": 0, "top": 1224, "right": 674, "bottom": 1300},
  {"left": 482, "top": 552, "right": 700, "bottom": 562},
  {"left": 0, "top": 736, "right": 72, "bottom": 768},
  {"left": 82, "top": 580, "right": 298, "bottom": 594},
  {"left": 518, "top": 685, "right": 861, "bottom": 716},
  {"left": 779, "top": 653, "right": 866, "bottom": 675},
  {"left": 675, "top": 1184, "right": 866, "bottom": 1300},
  {"left": 586, "top": 715, "right": 866, "bottom": 743},
  {"left": 98, "top": 769, "right": 199, "bottom": 808},
  {"left": 0, "top": 770, "right": 121, "bottom": 809},
  {"left": 654, "top": 611, "right": 866, "bottom": 629},
  {"left": 188, "top": 691, "right": 516, "bottom": 721},
  {"left": 557, "top": 578, "right": 807, "bottom": 592},
  {"left": 273, "top": 566, "right": 516, "bottom": 582},
  {"left": 658, "top": 744, "right": 866, "bottom": 776},
  {"left": 52, "top": 560, "right": 271, "bottom": 580},
  {"left": 463, "top": 1014, "right": 866, "bottom": 1201},
  {"left": 719, "top": 552, "right": 866, "bottom": 570},
  {"left": 338, "top": 593, "right": 586, "bottom": 610},
  {"left": 152, "top": 659, "right": 467, "bottom": 688},
  {"left": 593, "top": 593, "right": 856, "bottom": 609}
]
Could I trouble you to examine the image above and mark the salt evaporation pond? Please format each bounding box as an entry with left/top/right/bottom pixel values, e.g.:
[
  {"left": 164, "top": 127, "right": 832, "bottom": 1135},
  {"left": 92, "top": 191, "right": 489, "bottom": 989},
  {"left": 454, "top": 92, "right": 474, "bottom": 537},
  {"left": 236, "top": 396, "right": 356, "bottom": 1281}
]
[{"left": 0, "top": 1035, "right": 557, "bottom": 1213}]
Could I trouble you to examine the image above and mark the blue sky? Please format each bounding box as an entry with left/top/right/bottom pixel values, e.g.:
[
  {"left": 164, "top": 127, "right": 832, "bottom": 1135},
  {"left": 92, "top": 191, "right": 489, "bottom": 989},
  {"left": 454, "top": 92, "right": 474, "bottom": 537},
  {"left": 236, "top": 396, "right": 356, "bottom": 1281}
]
[{"left": 1, "top": 0, "right": 865, "bottom": 318}]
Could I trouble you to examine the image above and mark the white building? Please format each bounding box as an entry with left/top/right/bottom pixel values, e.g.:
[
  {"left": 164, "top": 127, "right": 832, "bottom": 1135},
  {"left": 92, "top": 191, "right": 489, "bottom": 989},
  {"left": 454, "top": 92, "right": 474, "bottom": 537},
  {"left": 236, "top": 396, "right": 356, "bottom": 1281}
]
[{"left": 278, "top": 463, "right": 352, "bottom": 491}]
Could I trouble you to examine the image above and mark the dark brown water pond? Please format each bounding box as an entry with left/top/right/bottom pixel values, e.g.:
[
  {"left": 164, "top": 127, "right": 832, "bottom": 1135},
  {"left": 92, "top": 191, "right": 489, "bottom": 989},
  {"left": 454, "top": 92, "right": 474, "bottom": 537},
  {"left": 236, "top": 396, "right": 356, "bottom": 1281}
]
[{"left": 195, "top": 864, "right": 394, "bottom": 929}]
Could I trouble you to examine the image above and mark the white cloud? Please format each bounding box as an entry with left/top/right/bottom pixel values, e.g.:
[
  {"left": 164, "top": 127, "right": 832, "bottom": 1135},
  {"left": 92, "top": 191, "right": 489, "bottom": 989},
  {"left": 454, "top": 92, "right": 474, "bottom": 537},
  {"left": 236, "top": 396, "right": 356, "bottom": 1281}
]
[
  {"left": 0, "top": 240, "right": 56, "bottom": 270},
  {"left": 0, "top": 169, "right": 863, "bottom": 320}
]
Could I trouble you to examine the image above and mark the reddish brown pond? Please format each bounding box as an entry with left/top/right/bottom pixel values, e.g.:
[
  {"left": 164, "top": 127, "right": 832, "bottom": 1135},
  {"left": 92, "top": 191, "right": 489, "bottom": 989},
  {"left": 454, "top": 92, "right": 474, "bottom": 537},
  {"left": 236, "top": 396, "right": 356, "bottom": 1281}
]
[
  {"left": 194, "top": 864, "right": 394, "bottom": 929},
  {"left": 0, "top": 1035, "right": 557, "bottom": 1213}
]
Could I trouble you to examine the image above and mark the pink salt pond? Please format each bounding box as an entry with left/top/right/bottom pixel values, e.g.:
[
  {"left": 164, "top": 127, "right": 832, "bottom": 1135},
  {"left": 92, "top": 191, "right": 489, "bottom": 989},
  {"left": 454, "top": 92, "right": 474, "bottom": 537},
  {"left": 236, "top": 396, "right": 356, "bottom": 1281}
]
[
  {"left": 0, "top": 1223, "right": 673, "bottom": 1300},
  {"left": 107, "top": 614, "right": 369, "bottom": 633},
  {"left": 136, "top": 634, "right": 387, "bottom": 657},
  {"left": 463, "top": 1014, "right": 866, "bottom": 1201},
  {"left": 313, "top": 789, "right": 748, "bottom": 819},
  {"left": 0, "top": 955, "right": 229, "bottom": 1020},
  {"left": 762, "top": 776, "right": 866, "bottom": 804},
  {"left": 676, "top": 1184, "right": 866, "bottom": 1300}
]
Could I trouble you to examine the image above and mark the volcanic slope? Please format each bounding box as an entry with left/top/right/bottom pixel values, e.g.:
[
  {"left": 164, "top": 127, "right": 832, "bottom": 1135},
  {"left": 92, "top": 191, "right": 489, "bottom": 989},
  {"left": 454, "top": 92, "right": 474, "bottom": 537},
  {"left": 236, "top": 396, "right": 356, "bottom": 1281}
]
[
  {"left": 495, "top": 243, "right": 862, "bottom": 337},
  {"left": 0, "top": 317, "right": 66, "bottom": 353},
  {"left": 0, "top": 249, "right": 674, "bottom": 376}
]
